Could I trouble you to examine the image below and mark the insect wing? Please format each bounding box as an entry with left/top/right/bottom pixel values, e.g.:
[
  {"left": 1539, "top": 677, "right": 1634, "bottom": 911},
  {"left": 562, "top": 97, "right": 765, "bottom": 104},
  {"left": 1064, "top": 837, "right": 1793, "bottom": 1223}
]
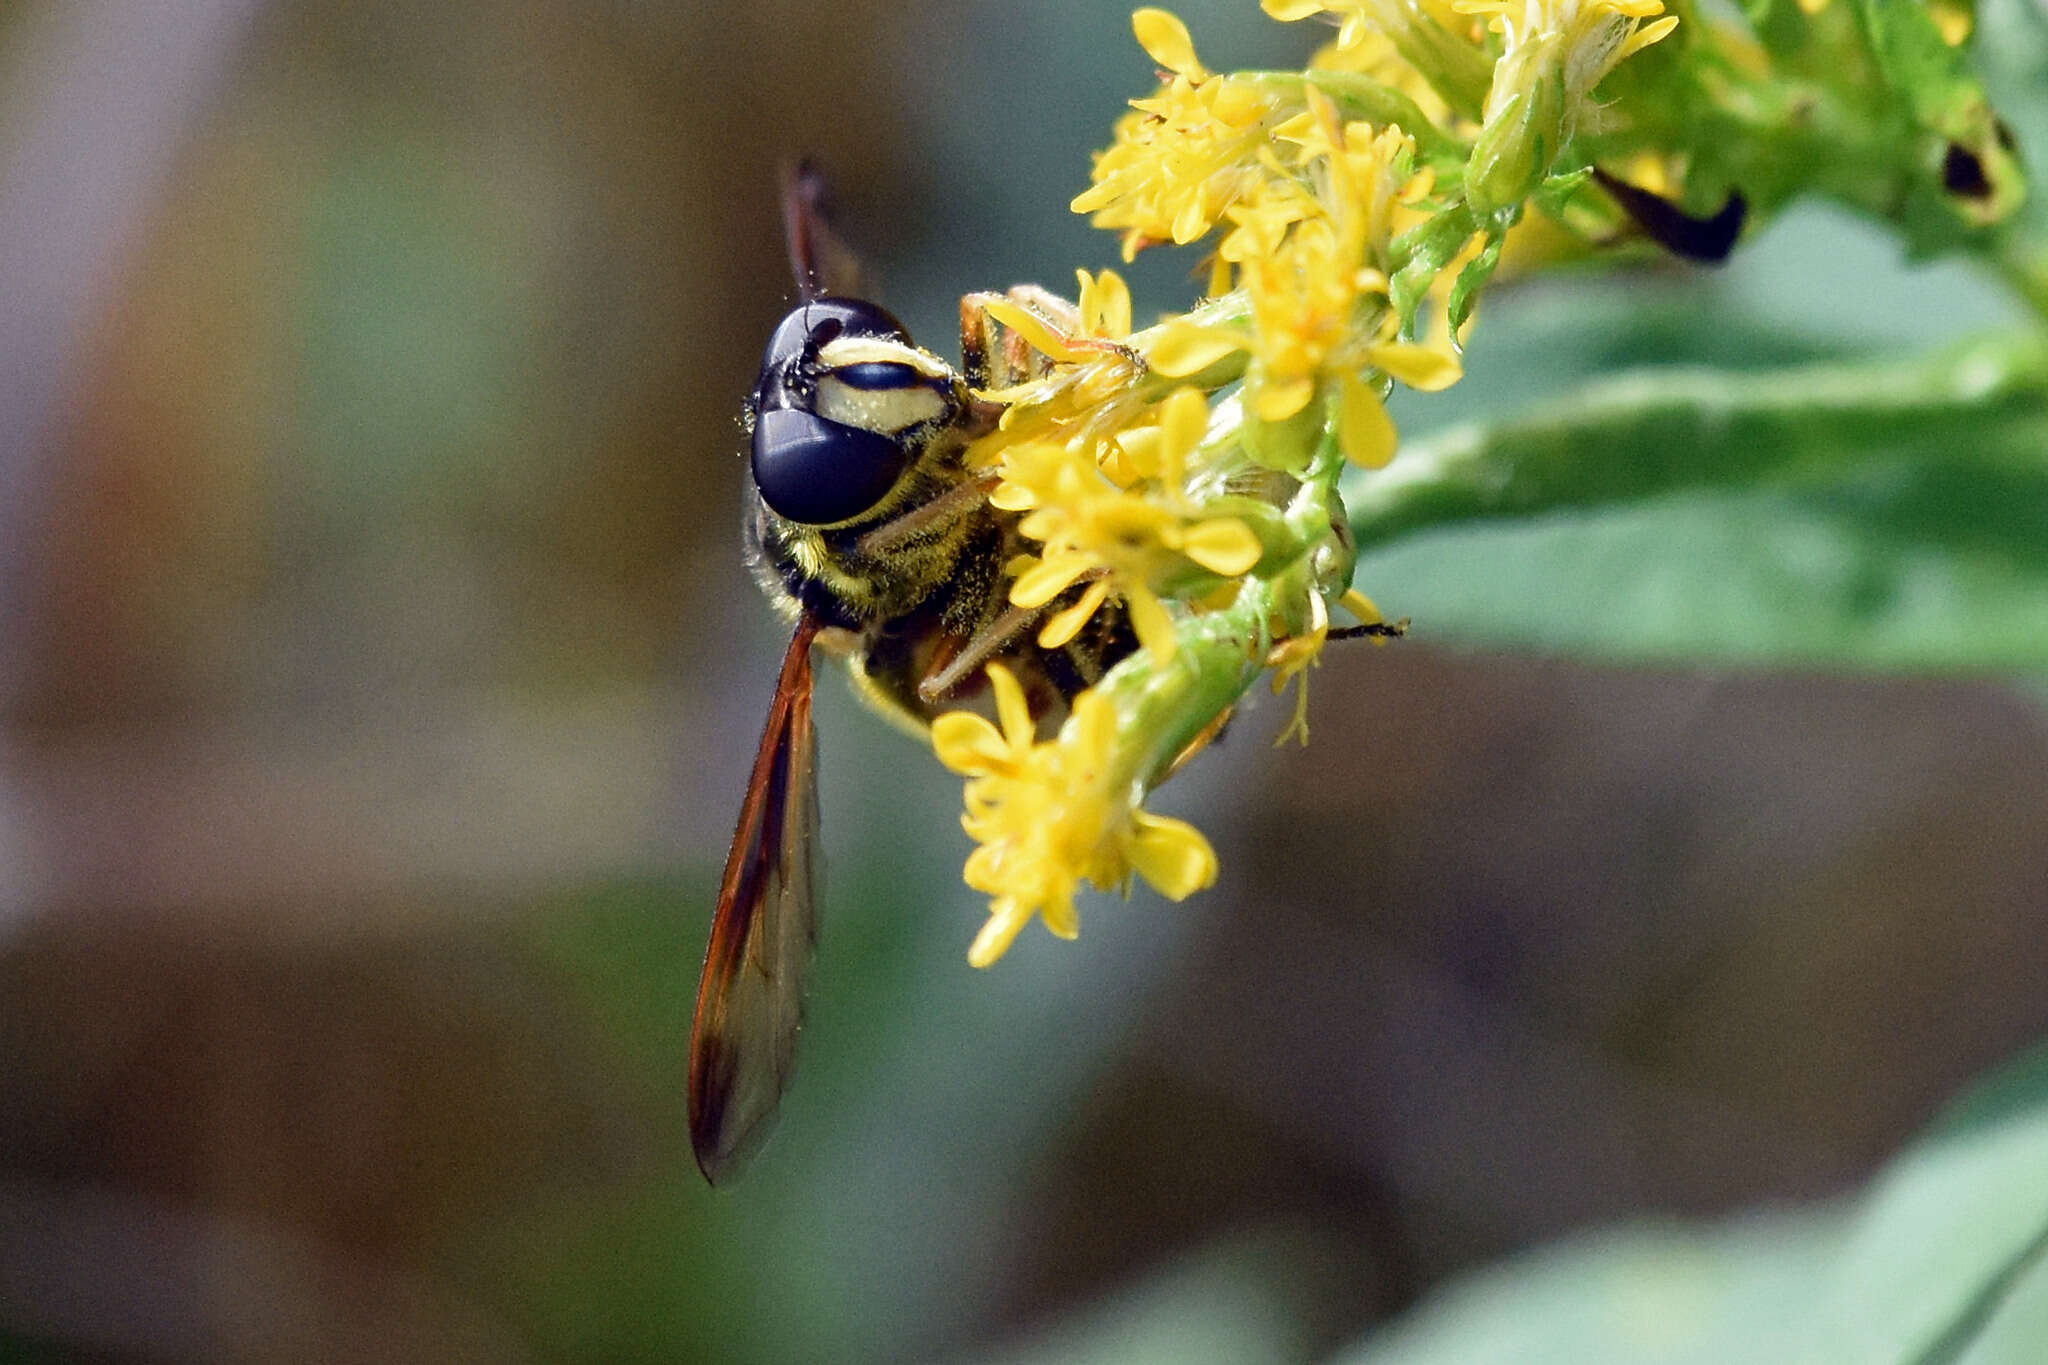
[
  {"left": 782, "top": 158, "right": 865, "bottom": 301},
  {"left": 689, "top": 616, "right": 823, "bottom": 1184}
]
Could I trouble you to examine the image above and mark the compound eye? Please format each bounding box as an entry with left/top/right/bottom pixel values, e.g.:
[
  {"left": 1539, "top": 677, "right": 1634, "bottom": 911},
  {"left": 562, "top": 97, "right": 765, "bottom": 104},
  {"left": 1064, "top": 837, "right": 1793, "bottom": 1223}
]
[{"left": 751, "top": 407, "right": 912, "bottom": 525}]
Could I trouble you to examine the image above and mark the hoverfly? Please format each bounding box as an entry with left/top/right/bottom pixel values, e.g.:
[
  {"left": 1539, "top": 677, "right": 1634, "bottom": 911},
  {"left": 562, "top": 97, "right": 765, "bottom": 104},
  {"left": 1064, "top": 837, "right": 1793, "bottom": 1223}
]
[{"left": 689, "top": 166, "right": 1137, "bottom": 1184}]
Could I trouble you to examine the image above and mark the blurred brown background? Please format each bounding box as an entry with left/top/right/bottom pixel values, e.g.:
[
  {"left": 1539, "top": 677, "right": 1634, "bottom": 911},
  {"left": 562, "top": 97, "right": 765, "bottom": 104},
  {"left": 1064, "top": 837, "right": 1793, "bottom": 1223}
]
[{"left": 3, "top": 2, "right": 2046, "bottom": 1362}]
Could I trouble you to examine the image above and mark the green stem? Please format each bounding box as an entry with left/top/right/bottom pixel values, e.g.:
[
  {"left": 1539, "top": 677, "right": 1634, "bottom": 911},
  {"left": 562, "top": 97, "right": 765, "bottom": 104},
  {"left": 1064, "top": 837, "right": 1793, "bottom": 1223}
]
[{"left": 1097, "top": 576, "right": 1279, "bottom": 793}]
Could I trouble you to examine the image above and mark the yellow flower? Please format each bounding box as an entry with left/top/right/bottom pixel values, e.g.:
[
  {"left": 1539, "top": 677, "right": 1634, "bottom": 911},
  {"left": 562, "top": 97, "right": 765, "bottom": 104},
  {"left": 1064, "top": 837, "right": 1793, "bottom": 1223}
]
[
  {"left": 1072, "top": 10, "right": 1289, "bottom": 259},
  {"left": 931, "top": 658, "right": 1040, "bottom": 779},
  {"left": 996, "top": 390, "right": 1263, "bottom": 664},
  {"left": 1077, "top": 267, "right": 1134, "bottom": 340},
  {"left": 1215, "top": 172, "right": 1319, "bottom": 271},
  {"left": 1155, "top": 249, "right": 1460, "bottom": 470},
  {"left": 935, "top": 666, "right": 1218, "bottom": 967},
  {"left": 978, "top": 268, "right": 1135, "bottom": 371},
  {"left": 1460, "top": 0, "right": 1677, "bottom": 101},
  {"left": 1143, "top": 97, "right": 1459, "bottom": 470}
]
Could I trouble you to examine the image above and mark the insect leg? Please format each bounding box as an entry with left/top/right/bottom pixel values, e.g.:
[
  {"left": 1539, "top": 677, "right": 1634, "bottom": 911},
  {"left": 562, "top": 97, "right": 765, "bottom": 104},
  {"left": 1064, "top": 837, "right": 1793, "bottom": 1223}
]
[
  {"left": 1004, "top": 283, "right": 1082, "bottom": 334},
  {"left": 959, "top": 292, "right": 1007, "bottom": 390},
  {"left": 1327, "top": 619, "right": 1410, "bottom": 641},
  {"left": 959, "top": 286, "right": 1094, "bottom": 388},
  {"left": 915, "top": 602, "right": 1049, "bottom": 704},
  {"left": 853, "top": 469, "right": 1002, "bottom": 556}
]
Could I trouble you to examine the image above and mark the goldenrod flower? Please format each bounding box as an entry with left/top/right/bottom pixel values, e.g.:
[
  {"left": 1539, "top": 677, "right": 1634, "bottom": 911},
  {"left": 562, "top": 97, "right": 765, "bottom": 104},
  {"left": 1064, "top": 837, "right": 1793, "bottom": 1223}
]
[
  {"left": 935, "top": 665, "right": 1218, "bottom": 967},
  {"left": 937, "top": 0, "right": 1696, "bottom": 969},
  {"left": 1150, "top": 135, "right": 1460, "bottom": 468},
  {"left": 1072, "top": 10, "right": 1290, "bottom": 259},
  {"left": 931, "top": 655, "right": 1041, "bottom": 781},
  {"left": 1076, "top": 267, "right": 1134, "bottom": 340},
  {"left": 995, "top": 390, "right": 1263, "bottom": 664}
]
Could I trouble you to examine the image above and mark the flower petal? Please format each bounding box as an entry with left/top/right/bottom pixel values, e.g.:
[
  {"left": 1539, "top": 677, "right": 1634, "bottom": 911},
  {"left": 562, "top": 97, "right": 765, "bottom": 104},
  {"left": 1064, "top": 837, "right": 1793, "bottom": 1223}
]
[
  {"left": 1070, "top": 181, "right": 1117, "bottom": 214},
  {"left": 1148, "top": 324, "right": 1247, "bottom": 377},
  {"left": 986, "top": 661, "right": 1034, "bottom": 747},
  {"left": 1255, "top": 376, "right": 1316, "bottom": 422},
  {"left": 1038, "top": 579, "right": 1112, "bottom": 648},
  {"left": 1338, "top": 372, "right": 1399, "bottom": 468},
  {"left": 1112, "top": 425, "right": 1163, "bottom": 482},
  {"left": 981, "top": 296, "right": 1085, "bottom": 363},
  {"left": 933, "top": 712, "right": 1008, "bottom": 775},
  {"left": 1339, "top": 586, "right": 1383, "bottom": 624},
  {"left": 1179, "top": 517, "right": 1262, "bottom": 576},
  {"left": 968, "top": 900, "right": 1035, "bottom": 968},
  {"left": 1369, "top": 340, "right": 1464, "bottom": 392},
  {"left": 1133, "top": 8, "right": 1206, "bottom": 78},
  {"left": 1262, "top": 0, "right": 1327, "bottom": 18},
  {"left": 1011, "top": 553, "right": 1091, "bottom": 608},
  {"left": 988, "top": 479, "right": 1036, "bottom": 511},
  {"left": 1125, "top": 810, "right": 1218, "bottom": 899},
  {"left": 1076, "top": 267, "right": 1132, "bottom": 337},
  {"left": 1158, "top": 387, "right": 1210, "bottom": 461},
  {"left": 1039, "top": 889, "right": 1081, "bottom": 940},
  {"left": 1127, "top": 585, "right": 1179, "bottom": 665},
  {"left": 1620, "top": 13, "right": 1681, "bottom": 58}
]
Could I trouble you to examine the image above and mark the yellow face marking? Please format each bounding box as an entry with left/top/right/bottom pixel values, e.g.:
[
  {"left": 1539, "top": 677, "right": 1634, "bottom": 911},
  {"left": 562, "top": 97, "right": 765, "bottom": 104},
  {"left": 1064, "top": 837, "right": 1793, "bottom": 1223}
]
[
  {"left": 814, "top": 374, "right": 949, "bottom": 434},
  {"left": 811, "top": 335, "right": 955, "bottom": 435}
]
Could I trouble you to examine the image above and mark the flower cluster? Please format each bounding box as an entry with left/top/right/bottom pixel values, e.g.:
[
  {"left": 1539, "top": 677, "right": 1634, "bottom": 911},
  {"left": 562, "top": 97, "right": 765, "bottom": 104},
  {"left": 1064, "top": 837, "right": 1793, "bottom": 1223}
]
[
  {"left": 934, "top": 664, "right": 1218, "bottom": 967},
  {"left": 934, "top": 0, "right": 1685, "bottom": 964},
  {"left": 1071, "top": 12, "right": 1292, "bottom": 260},
  {"left": 997, "top": 387, "right": 1263, "bottom": 666}
]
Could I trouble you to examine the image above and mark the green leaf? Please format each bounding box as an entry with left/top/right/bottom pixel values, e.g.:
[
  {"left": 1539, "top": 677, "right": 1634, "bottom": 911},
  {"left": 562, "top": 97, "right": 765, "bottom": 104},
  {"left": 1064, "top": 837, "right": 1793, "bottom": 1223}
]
[
  {"left": 962, "top": 1232, "right": 1316, "bottom": 1365},
  {"left": 1328, "top": 1039, "right": 2048, "bottom": 1364},
  {"left": 1445, "top": 231, "right": 1503, "bottom": 340},
  {"left": 1808, "top": 1038, "right": 2048, "bottom": 1364},
  {"left": 1348, "top": 333, "right": 2048, "bottom": 670},
  {"left": 1390, "top": 203, "right": 1484, "bottom": 335},
  {"left": 1333, "top": 1212, "right": 1851, "bottom": 1365}
]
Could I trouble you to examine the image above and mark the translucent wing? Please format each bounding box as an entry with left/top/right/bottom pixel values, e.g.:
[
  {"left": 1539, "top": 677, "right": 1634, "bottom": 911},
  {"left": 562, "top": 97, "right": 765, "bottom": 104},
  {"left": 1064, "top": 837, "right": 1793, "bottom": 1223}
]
[
  {"left": 689, "top": 615, "right": 822, "bottom": 1184},
  {"left": 782, "top": 159, "right": 865, "bottom": 302}
]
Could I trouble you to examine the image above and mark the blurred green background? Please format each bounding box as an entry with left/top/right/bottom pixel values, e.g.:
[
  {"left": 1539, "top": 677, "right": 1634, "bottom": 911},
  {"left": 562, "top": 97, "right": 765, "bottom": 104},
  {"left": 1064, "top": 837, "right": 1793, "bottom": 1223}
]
[{"left": 3, "top": 1, "right": 2048, "bottom": 1361}]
